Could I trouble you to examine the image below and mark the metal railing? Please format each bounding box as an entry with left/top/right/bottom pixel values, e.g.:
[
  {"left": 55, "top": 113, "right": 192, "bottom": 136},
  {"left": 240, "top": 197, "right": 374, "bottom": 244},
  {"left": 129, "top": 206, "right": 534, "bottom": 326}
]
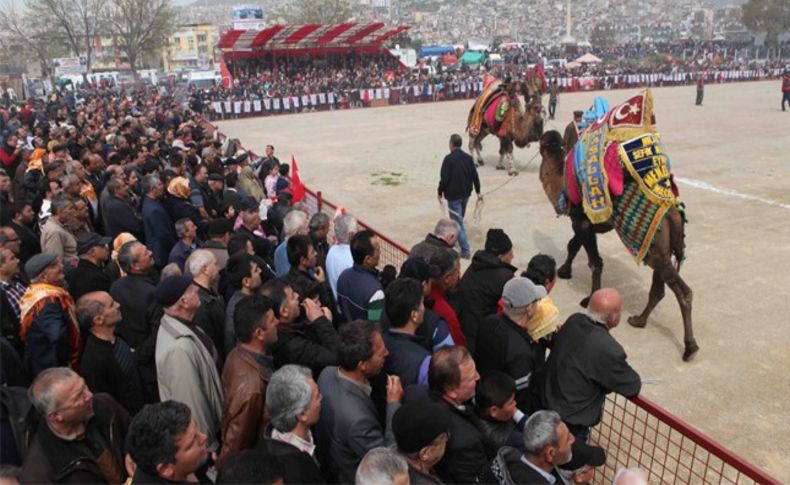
[{"left": 199, "top": 118, "right": 779, "bottom": 485}]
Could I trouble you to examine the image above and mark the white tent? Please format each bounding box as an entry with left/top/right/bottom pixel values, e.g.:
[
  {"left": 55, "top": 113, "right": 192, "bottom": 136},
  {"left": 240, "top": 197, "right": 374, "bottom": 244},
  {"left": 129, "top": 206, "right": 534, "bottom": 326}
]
[{"left": 574, "top": 53, "right": 602, "bottom": 64}]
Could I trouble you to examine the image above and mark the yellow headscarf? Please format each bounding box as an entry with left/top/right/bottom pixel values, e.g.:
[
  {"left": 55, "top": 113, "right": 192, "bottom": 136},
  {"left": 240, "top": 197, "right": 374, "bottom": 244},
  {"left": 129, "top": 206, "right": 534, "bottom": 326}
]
[
  {"left": 167, "top": 176, "right": 191, "bottom": 199},
  {"left": 525, "top": 297, "right": 560, "bottom": 342}
]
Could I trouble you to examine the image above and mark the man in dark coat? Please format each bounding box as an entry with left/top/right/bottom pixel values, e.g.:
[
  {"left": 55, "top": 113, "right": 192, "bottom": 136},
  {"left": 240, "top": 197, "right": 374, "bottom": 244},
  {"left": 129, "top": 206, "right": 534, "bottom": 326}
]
[
  {"left": 77, "top": 291, "right": 144, "bottom": 415},
  {"left": 563, "top": 110, "right": 583, "bottom": 155},
  {"left": 382, "top": 278, "right": 431, "bottom": 386},
  {"left": 141, "top": 174, "right": 176, "bottom": 268},
  {"left": 7, "top": 201, "right": 40, "bottom": 264},
  {"left": 409, "top": 218, "right": 459, "bottom": 264},
  {"left": 457, "top": 228, "right": 516, "bottom": 355},
  {"left": 104, "top": 178, "right": 143, "bottom": 240},
  {"left": 437, "top": 134, "right": 481, "bottom": 259},
  {"left": 67, "top": 232, "right": 112, "bottom": 301},
  {"left": 404, "top": 346, "right": 486, "bottom": 484},
  {"left": 543, "top": 288, "right": 641, "bottom": 441},
  {"left": 188, "top": 249, "right": 226, "bottom": 358},
  {"left": 109, "top": 241, "right": 161, "bottom": 403},
  {"left": 476, "top": 277, "right": 546, "bottom": 414},
  {"left": 20, "top": 368, "right": 130, "bottom": 484}
]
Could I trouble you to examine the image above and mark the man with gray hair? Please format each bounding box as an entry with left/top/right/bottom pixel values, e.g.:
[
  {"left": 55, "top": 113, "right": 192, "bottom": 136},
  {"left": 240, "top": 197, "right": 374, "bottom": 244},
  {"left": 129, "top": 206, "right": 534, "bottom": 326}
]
[
  {"left": 613, "top": 467, "right": 649, "bottom": 485},
  {"left": 141, "top": 173, "right": 176, "bottom": 268},
  {"left": 543, "top": 288, "right": 641, "bottom": 442},
  {"left": 309, "top": 212, "right": 331, "bottom": 270},
  {"left": 482, "top": 410, "right": 575, "bottom": 484},
  {"left": 186, "top": 249, "right": 226, "bottom": 356},
  {"left": 355, "top": 447, "right": 409, "bottom": 485},
  {"left": 40, "top": 194, "right": 77, "bottom": 264},
  {"left": 274, "top": 209, "right": 309, "bottom": 277},
  {"left": 325, "top": 213, "right": 357, "bottom": 309},
  {"left": 19, "top": 367, "right": 131, "bottom": 484},
  {"left": 257, "top": 364, "right": 324, "bottom": 484},
  {"left": 410, "top": 218, "right": 460, "bottom": 263},
  {"left": 168, "top": 218, "right": 201, "bottom": 271}
]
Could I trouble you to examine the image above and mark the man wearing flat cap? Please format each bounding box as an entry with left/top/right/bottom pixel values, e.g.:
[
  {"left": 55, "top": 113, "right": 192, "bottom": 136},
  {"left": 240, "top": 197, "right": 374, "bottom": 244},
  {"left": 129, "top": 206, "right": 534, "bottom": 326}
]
[
  {"left": 18, "top": 252, "right": 81, "bottom": 377},
  {"left": 475, "top": 277, "right": 547, "bottom": 414},
  {"left": 393, "top": 400, "right": 450, "bottom": 484},
  {"left": 457, "top": 228, "right": 517, "bottom": 356},
  {"left": 67, "top": 232, "right": 112, "bottom": 301},
  {"left": 155, "top": 275, "right": 224, "bottom": 452}
]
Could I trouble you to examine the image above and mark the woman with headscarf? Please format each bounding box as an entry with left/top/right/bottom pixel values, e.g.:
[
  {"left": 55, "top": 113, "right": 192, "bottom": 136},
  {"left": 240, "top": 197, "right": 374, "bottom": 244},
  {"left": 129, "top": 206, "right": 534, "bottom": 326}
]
[
  {"left": 105, "top": 232, "right": 138, "bottom": 284},
  {"left": 161, "top": 176, "right": 208, "bottom": 238},
  {"left": 0, "top": 134, "right": 22, "bottom": 179}
]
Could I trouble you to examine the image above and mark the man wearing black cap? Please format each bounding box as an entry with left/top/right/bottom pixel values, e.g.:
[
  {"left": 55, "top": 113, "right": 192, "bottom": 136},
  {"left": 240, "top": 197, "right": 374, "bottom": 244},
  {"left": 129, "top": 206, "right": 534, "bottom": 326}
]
[
  {"left": 476, "top": 277, "right": 546, "bottom": 414},
  {"left": 203, "top": 218, "right": 233, "bottom": 272},
  {"left": 457, "top": 228, "right": 517, "bottom": 356},
  {"left": 18, "top": 253, "right": 81, "bottom": 376},
  {"left": 393, "top": 401, "right": 450, "bottom": 484},
  {"left": 67, "top": 232, "right": 112, "bottom": 301},
  {"left": 204, "top": 173, "right": 225, "bottom": 218},
  {"left": 155, "top": 275, "right": 224, "bottom": 452}
]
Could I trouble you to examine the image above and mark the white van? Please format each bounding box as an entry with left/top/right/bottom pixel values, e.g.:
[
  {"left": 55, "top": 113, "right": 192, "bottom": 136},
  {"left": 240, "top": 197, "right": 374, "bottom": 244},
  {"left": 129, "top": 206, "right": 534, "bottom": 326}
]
[{"left": 186, "top": 70, "right": 221, "bottom": 89}]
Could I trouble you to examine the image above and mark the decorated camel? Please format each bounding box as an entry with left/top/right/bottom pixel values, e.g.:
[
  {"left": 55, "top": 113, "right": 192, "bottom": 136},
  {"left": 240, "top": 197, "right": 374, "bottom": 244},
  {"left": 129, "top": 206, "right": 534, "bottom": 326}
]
[
  {"left": 466, "top": 78, "right": 544, "bottom": 175},
  {"left": 537, "top": 89, "right": 697, "bottom": 361}
]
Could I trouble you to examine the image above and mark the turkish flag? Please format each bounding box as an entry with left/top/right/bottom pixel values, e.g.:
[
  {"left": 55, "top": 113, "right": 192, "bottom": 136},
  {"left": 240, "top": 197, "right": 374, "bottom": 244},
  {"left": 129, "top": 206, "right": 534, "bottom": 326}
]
[
  {"left": 289, "top": 155, "right": 305, "bottom": 203},
  {"left": 220, "top": 56, "right": 233, "bottom": 88}
]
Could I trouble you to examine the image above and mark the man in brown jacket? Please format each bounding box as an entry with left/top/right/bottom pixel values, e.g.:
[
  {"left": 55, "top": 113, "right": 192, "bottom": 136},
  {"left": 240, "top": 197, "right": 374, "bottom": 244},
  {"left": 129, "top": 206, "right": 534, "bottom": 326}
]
[{"left": 219, "top": 294, "right": 279, "bottom": 463}]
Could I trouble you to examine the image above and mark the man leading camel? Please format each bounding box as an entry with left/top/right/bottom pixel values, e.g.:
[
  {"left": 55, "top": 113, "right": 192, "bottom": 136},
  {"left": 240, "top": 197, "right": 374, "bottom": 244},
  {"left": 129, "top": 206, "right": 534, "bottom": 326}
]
[{"left": 437, "top": 134, "right": 481, "bottom": 260}]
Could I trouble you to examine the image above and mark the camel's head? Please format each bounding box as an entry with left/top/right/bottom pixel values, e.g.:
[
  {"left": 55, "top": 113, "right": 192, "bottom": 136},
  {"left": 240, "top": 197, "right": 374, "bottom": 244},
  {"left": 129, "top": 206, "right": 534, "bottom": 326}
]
[
  {"left": 514, "top": 93, "right": 544, "bottom": 148},
  {"left": 539, "top": 130, "right": 565, "bottom": 167}
]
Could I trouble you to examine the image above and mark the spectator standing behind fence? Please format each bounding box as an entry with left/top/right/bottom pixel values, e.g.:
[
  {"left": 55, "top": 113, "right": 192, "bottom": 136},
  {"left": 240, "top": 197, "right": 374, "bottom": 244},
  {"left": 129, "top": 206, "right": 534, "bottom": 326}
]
[
  {"left": 782, "top": 70, "right": 790, "bottom": 112},
  {"left": 696, "top": 76, "right": 704, "bottom": 106},
  {"left": 336, "top": 230, "right": 384, "bottom": 323},
  {"left": 437, "top": 134, "right": 481, "bottom": 259},
  {"left": 543, "top": 288, "right": 641, "bottom": 442},
  {"left": 548, "top": 80, "right": 559, "bottom": 120}
]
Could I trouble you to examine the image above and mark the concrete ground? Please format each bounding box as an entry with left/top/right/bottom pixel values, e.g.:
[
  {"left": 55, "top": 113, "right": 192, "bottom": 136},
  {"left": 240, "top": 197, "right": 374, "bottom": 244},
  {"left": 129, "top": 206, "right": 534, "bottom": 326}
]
[{"left": 218, "top": 80, "right": 790, "bottom": 480}]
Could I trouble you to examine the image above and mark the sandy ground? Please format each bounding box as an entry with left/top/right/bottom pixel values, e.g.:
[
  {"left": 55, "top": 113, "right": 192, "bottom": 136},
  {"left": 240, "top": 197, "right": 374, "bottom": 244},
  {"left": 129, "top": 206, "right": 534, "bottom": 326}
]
[{"left": 218, "top": 80, "right": 790, "bottom": 480}]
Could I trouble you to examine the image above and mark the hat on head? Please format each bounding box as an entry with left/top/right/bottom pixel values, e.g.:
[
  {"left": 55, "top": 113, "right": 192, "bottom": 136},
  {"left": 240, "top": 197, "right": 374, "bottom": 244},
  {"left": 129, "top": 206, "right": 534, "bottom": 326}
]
[
  {"left": 24, "top": 253, "right": 58, "bottom": 280},
  {"left": 525, "top": 297, "right": 560, "bottom": 341},
  {"left": 240, "top": 197, "right": 259, "bottom": 212},
  {"left": 208, "top": 173, "right": 224, "bottom": 182},
  {"left": 77, "top": 232, "right": 112, "bottom": 255},
  {"left": 485, "top": 228, "right": 512, "bottom": 256},
  {"left": 502, "top": 277, "right": 546, "bottom": 309},
  {"left": 573, "top": 110, "right": 584, "bottom": 117},
  {"left": 155, "top": 275, "right": 194, "bottom": 307},
  {"left": 399, "top": 258, "right": 441, "bottom": 282},
  {"left": 392, "top": 401, "right": 450, "bottom": 454},
  {"left": 560, "top": 441, "right": 606, "bottom": 471}
]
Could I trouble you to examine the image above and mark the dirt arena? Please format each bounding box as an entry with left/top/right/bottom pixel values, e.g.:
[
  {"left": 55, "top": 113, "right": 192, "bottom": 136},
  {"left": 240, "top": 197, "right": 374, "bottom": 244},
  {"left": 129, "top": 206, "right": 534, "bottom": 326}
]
[{"left": 218, "top": 80, "right": 789, "bottom": 480}]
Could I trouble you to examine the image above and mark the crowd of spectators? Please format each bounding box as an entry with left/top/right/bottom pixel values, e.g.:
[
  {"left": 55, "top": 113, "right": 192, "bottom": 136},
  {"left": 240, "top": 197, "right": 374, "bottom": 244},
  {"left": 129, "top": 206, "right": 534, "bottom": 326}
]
[
  {"left": 197, "top": 42, "right": 786, "bottom": 120},
  {"left": 0, "top": 82, "right": 650, "bottom": 484}
]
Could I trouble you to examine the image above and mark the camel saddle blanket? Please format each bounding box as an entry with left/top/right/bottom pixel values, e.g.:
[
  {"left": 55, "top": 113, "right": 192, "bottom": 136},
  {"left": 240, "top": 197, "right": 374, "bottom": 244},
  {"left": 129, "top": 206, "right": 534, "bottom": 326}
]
[
  {"left": 612, "top": 181, "right": 672, "bottom": 262},
  {"left": 571, "top": 89, "right": 661, "bottom": 224},
  {"left": 469, "top": 80, "right": 502, "bottom": 136},
  {"left": 618, "top": 133, "right": 677, "bottom": 204}
]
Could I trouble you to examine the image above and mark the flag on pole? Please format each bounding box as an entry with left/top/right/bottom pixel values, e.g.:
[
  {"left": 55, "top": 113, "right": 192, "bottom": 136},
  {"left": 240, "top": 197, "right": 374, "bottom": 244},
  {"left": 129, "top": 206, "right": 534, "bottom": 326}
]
[{"left": 289, "top": 155, "right": 305, "bottom": 202}]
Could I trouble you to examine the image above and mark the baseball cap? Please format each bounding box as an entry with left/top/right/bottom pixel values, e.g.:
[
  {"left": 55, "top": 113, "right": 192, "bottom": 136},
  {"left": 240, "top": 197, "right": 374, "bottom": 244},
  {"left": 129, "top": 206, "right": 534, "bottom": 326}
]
[
  {"left": 502, "top": 277, "right": 546, "bottom": 309},
  {"left": 399, "top": 258, "right": 441, "bottom": 282},
  {"left": 77, "top": 233, "right": 112, "bottom": 255}
]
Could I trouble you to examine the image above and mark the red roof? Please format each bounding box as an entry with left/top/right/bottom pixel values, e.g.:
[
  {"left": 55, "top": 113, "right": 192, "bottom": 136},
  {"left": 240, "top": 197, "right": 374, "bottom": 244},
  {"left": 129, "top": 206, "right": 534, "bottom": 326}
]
[{"left": 217, "top": 23, "right": 409, "bottom": 52}]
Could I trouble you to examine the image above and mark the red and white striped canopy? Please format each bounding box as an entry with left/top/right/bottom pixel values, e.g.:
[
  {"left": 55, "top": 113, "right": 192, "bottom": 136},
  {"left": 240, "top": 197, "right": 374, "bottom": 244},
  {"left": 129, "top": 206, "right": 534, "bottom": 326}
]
[{"left": 217, "top": 23, "right": 410, "bottom": 52}]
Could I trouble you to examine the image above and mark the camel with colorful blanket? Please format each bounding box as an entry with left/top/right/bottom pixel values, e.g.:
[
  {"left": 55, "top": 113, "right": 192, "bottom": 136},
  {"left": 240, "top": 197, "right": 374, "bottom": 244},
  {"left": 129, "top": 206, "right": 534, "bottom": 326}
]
[
  {"left": 466, "top": 76, "right": 544, "bottom": 175},
  {"left": 537, "top": 89, "right": 698, "bottom": 361}
]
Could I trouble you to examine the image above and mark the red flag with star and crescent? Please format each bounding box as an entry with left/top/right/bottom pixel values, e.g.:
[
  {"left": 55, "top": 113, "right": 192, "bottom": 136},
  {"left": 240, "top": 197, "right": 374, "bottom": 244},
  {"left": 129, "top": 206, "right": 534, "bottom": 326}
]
[{"left": 289, "top": 155, "right": 305, "bottom": 202}]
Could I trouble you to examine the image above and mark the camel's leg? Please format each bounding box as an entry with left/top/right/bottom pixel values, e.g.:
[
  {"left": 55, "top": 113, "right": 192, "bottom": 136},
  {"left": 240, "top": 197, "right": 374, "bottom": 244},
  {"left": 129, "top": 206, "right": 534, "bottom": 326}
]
[
  {"left": 469, "top": 135, "right": 484, "bottom": 166},
  {"left": 662, "top": 265, "right": 697, "bottom": 361},
  {"left": 579, "top": 229, "right": 603, "bottom": 308},
  {"left": 507, "top": 152, "right": 517, "bottom": 176},
  {"left": 496, "top": 138, "right": 508, "bottom": 170},
  {"left": 557, "top": 233, "right": 583, "bottom": 279},
  {"left": 628, "top": 269, "right": 665, "bottom": 328}
]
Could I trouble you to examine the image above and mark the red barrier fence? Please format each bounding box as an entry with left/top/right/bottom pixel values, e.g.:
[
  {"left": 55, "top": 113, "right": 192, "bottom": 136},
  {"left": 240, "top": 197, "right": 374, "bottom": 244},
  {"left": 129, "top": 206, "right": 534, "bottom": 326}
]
[{"left": 200, "top": 119, "right": 779, "bottom": 485}]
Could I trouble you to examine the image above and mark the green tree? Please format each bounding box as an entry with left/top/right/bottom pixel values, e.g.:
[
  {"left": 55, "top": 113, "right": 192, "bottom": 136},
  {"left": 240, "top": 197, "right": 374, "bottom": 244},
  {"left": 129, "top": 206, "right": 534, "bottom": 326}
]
[
  {"left": 105, "top": 0, "right": 177, "bottom": 73},
  {"left": 741, "top": 0, "right": 790, "bottom": 46}
]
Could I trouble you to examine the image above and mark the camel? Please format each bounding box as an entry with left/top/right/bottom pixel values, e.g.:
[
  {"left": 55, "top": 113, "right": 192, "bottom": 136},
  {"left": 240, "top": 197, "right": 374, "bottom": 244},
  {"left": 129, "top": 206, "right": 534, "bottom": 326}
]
[
  {"left": 466, "top": 84, "right": 544, "bottom": 175},
  {"left": 537, "top": 130, "right": 698, "bottom": 361}
]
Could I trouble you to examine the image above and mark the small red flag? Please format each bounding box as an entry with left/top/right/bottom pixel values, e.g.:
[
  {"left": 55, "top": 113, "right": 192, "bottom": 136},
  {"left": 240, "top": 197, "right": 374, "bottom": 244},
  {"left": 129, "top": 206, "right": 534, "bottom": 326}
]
[{"left": 289, "top": 155, "right": 305, "bottom": 202}]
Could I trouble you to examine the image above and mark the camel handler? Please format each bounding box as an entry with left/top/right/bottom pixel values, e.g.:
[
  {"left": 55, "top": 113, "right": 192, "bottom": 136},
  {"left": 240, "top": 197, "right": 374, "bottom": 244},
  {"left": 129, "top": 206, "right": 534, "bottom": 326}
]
[
  {"left": 563, "top": 110, "right": 584, "bottom": 155},
  {"left": 438, "top": 134, "right": 482, "bottom": 260}
]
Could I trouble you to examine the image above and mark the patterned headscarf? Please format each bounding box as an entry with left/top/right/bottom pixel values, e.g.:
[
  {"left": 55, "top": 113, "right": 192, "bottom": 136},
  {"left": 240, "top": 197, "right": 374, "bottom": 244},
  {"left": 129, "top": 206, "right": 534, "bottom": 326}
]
[{"left": 167, "top": 176, "right": 190, "bottom": 199}]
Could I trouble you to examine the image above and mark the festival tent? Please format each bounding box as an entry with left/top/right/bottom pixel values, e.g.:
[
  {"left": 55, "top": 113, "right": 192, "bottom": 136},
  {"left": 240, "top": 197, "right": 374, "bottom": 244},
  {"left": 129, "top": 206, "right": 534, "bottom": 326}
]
[
  {"left": 460, "top": 51, "right": 486, "bottom": 65},
  {"left": 574, "top": 53, "right": 602, "bottom": 64}
]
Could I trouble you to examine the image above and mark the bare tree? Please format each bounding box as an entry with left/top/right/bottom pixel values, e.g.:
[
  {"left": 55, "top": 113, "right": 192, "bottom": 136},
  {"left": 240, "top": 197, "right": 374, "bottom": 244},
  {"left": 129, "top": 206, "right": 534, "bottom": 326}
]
[
  {"left": 29, "top": 0, "right": 109, "bottom": 76},
  {"left": 105, "top": 0, "right": 177, "bottom": 74},
  {"left": 0, "top": 1, "right": 66, "bottom": 77}
]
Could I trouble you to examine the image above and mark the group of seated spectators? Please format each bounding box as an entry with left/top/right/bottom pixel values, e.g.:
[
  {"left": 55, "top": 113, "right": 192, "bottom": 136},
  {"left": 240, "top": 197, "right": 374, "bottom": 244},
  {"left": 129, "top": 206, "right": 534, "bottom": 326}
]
[{"left": 0, "top": 83, "right": 648, "bottom": 484}]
